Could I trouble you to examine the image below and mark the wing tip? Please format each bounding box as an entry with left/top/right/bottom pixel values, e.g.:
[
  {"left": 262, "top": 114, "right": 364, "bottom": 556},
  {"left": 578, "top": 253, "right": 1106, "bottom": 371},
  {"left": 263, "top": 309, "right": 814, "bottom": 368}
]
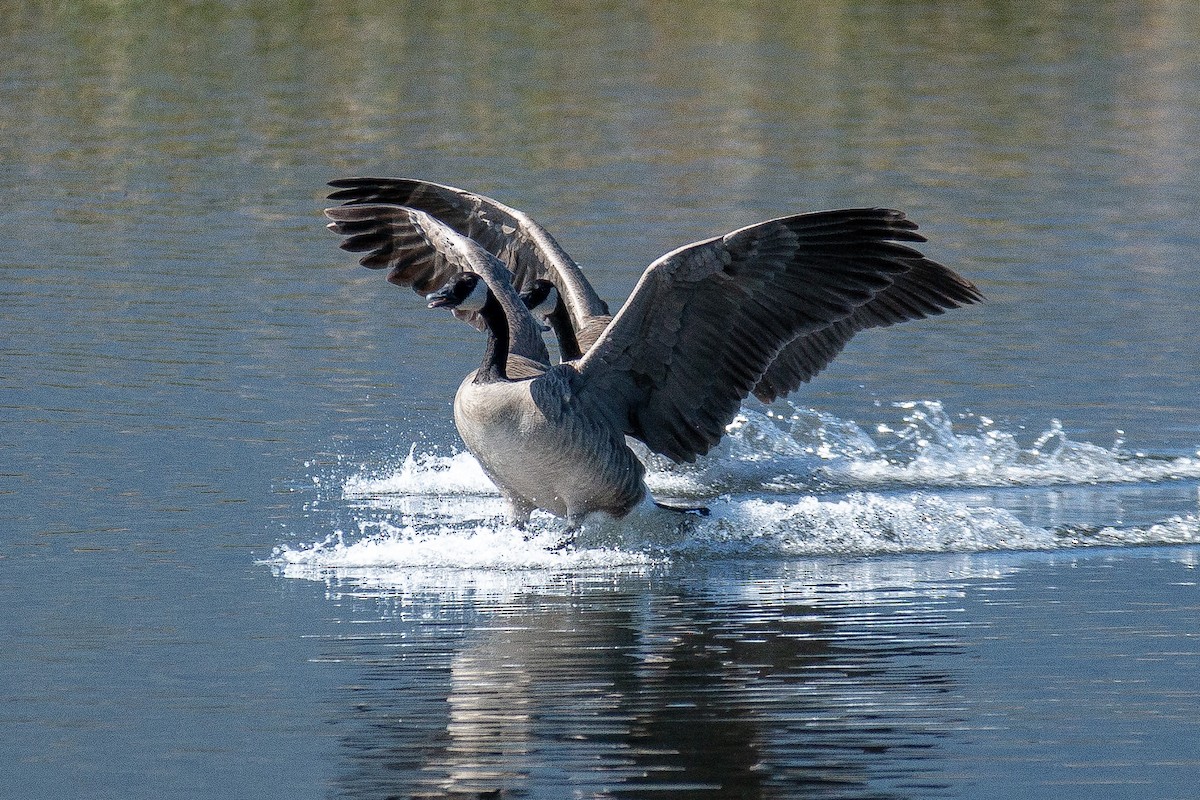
[{"left": 326, "top": 176, "right": 408, "bottom": 204}]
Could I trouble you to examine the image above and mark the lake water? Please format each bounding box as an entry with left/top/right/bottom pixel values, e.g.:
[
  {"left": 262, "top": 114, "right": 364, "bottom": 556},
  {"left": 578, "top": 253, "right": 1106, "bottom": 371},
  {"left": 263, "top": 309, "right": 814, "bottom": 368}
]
[{"left": 3, "top": 2, "right": 1199, "bottom": 798}]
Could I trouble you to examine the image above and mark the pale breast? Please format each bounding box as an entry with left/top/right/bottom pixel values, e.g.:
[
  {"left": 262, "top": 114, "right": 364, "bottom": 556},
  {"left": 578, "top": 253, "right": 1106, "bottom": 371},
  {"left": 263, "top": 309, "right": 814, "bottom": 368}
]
[{"left": 453, "top": 370, "right": 645, "bottom": 519}]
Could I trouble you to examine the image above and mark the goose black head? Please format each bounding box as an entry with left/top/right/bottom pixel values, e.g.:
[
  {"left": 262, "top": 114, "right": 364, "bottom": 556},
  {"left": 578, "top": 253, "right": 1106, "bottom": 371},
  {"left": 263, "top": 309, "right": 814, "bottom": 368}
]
[
  {"left": 426, "top": 272, "right": 487, "bottom": 313},
  {"left": 520, "top": 278, "right": 560, "bottom": 318}
]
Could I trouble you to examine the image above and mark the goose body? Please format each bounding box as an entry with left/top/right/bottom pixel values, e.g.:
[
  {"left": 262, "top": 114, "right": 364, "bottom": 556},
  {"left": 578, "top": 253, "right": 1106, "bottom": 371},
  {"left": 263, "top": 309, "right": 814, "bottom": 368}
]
[
  {"left": 423, "top": 272, "right": 644, "bottom": 526},
  {"left": 325, "top": 178, "right": 984, "bottom": 528},
  {"left": 454, "top": 365, "right": 645, "bottom": 523}
]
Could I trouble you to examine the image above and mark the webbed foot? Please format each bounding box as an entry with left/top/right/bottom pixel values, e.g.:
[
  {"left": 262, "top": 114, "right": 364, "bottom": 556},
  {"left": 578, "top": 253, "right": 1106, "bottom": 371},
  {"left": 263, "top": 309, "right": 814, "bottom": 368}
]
[
  {"left": 547, "top": 513, "right": 584, "bottom": 551},
  {"left": 653, "top": 499, "right": 710, "bottom": 517}
]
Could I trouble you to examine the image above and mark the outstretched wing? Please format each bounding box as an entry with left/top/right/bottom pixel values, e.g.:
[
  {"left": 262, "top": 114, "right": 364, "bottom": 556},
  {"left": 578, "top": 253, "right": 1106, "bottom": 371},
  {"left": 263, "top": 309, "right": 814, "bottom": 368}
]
[
  {"left": 324, "top": 203, "right": 550, "bottom": 366},
  {"left": 573, "top": 209, "right": 979, "bottom": 462},
  {"left": 327, "top": 177, "right": 610, "bottom": 331},
  {"left": 752, "top": 256, "right": 984, "bottom": 401}
]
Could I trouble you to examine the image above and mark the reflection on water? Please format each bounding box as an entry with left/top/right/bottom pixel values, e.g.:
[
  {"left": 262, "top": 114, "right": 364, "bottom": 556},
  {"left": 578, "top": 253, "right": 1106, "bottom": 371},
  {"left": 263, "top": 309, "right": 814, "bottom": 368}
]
[
  {"left": 323, "top": 568, "right": 970, "bottom": 798},
  {"left": 303, "top": 550, "right": 1200, "bottom": 800}
]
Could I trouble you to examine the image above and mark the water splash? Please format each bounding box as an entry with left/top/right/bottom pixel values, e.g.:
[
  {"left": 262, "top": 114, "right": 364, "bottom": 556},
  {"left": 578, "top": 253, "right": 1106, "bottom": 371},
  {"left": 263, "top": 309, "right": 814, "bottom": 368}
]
[
  {"left": 277, "top": 520, "right": 652, "bottom": 572},
  {"left": 275, "top": 402, "right": 1200, "bottom": 573},
  {"left": 643, "top": 401, "right": 1200, "bottom": 495},
  {"left": 343, "top": 444, "right": 496, "bottom": 498}
]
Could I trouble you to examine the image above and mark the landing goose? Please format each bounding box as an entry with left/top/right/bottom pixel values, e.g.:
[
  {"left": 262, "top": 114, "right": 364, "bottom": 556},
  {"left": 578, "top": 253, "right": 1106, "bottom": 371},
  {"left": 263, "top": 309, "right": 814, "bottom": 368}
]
[
  {"left": 325, "top": 193, "right": 983, "bottom": 528},
  {"left": 327, "top": 178, "right": 983, "bottom": 398}
]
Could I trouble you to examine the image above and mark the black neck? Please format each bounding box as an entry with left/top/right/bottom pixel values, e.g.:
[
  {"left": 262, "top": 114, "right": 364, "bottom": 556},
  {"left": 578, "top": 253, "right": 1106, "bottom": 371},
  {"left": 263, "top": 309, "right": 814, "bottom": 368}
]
[
  {"left": 475, "top": 290, "right": 510, "bottom": 383},
  {"left": 548, "top": 300, "right": 582, "bottom": 361}
]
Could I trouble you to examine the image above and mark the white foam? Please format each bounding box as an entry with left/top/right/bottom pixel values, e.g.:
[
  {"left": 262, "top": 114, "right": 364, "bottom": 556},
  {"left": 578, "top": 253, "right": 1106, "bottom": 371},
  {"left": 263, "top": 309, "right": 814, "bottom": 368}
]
[
  {"left": 274, "top": 401, "right": 1200, "bottom": 573},
  {"left": 644, "top": 401, "right": 1200, "bottom": 494},
  {"left": 343, "top": 444, "right": 497, "bottom": 498},
  {"left": 275, "top": 519, "right": 653, "bottom": 572},
  {"left": 689, "top": 493, "right": 1056, "bottom": 556},
  {"left": 273, "top": 494, "right": 1200, "bottom": 573}
]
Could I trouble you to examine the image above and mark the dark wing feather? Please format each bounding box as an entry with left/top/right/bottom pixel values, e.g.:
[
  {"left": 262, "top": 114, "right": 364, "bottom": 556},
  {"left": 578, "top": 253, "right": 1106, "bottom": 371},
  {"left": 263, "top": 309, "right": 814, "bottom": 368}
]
[
  {"left": 753, "top": 256, "right": 983, "bottom": 401},
  {"left": 574, "top": 208, "right": 976, "bottom": 463},
  {"left": 327, "top": 177, "right": 610, "bottom": 329},
  {"left": 324, "top": 203, "right": 550, "bottom": 366},
  {"left": 325, "top": 203, "right": 469, "bottom": 293}
]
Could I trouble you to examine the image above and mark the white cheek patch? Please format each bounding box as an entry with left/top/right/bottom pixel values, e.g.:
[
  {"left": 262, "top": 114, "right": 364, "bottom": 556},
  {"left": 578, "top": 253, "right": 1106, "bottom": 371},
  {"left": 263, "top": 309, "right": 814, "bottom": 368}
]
[{"left": 528, "top": 285, "right": 558, "bottom": 318}]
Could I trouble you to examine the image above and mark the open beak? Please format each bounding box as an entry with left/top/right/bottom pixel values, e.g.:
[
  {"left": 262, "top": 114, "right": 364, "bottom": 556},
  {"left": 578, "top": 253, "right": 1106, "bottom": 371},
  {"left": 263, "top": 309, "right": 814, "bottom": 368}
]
[{"left": 426, "top": 288, "right": 458, "bottom": 309}]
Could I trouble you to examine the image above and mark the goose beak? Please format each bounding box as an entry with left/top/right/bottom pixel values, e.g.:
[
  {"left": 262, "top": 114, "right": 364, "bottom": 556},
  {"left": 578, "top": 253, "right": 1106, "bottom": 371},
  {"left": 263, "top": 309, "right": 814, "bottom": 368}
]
[{"left": 426, "top": 288, "right": 459, "bottom": 309}]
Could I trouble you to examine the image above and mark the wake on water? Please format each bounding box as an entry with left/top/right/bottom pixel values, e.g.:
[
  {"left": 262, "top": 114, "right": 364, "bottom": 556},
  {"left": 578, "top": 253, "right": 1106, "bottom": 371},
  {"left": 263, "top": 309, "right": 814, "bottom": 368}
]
[{"left": 274, "top": 401, "right": 1200, "bottom": 575}]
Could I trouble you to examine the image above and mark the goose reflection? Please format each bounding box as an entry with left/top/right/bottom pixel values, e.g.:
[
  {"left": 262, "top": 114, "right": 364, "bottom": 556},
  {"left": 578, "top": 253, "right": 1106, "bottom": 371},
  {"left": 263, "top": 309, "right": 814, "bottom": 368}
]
[{"left": 328, "top": 574, "right": 965, "bottom": 799}]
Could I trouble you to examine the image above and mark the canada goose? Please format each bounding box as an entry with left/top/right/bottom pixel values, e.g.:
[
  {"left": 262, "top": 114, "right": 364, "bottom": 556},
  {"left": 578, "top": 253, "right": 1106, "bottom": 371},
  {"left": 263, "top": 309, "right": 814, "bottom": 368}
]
[
  {"left": 327, "top": 177, "right": 614, "bottom": 360},
  {"left": 325, "top": 189, "right": 982, "bottom": 528},
  {"left": 326, "top": 203, "right": 553, "bottom": 378},
  {"left": 327, "top": 178, "right": 982, "bottom": 400}
]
